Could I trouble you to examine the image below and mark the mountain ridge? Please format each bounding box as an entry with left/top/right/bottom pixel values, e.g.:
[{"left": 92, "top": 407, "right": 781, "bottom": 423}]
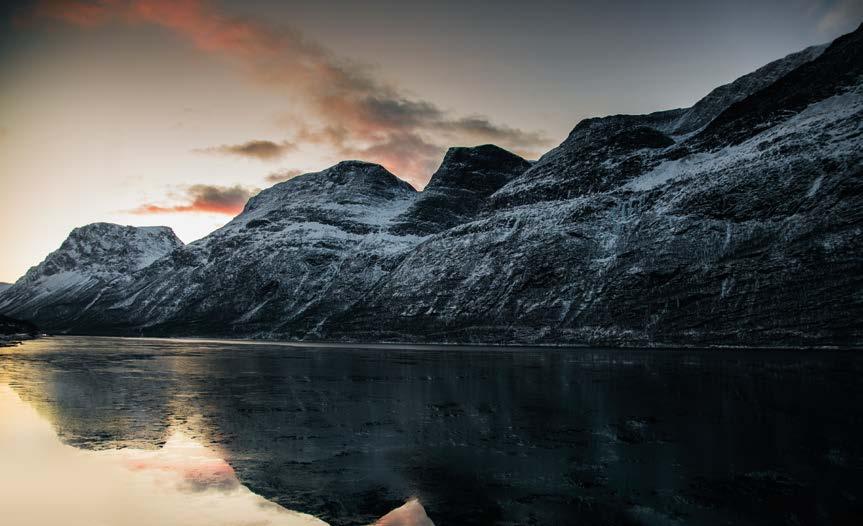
[{"left": 2, "top": 25, "right": 862, "bottom": 347}]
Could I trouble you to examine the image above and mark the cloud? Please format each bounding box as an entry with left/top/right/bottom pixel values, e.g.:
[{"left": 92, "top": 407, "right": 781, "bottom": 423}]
[
  {"left": 194, "top": 139, "right": 295, "bottom": 161},
  {"left": 19, "top": 0, "right": 118, "bottom": 27},
  {"left": 29, "top": 0, "right": 552, "bottom": 186},
  {"left": 129, "top": 184, "right": 258, "bottom": 215},
  {"left": 264, "top": 168, "right": 304, "bottom": 183}
]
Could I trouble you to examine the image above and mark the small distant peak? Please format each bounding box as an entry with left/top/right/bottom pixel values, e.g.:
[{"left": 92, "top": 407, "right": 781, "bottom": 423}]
[
  {"left": 317, "top": 159, "right": 416, "bottom": 194},
  {"left": 136, "top": 225, "right": 178, "bottom": 235},
  {"left": 331, "top": 159, "right": 385, "bottom": 170},
  {"left": 425, "top": 144, "right": 530, "bottom": 191},
  {"left": 244, "top": 158, "right": 416, "bottom": 213},
  {"left": 441, "top": 144, "right": 528, "bottom": 164},
  {"left": 70, "top": 222, "right": 126, "bottom": 234},
  {"left": 68, "top": 223, "right": 181, "bottom": 243}
]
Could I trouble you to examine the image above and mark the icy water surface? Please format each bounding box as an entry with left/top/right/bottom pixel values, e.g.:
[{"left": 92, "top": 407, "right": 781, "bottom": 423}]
[{"left": 1, "top": 336, "right": 862, "bottom": 525}]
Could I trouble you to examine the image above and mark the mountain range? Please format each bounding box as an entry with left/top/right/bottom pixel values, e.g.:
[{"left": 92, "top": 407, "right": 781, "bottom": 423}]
[{"left": 2, "top": 24, "right": 861, "bottom": 347}]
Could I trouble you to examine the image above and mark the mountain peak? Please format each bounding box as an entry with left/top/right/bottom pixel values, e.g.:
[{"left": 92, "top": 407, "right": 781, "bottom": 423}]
[
  {"left": 322, "top": 160, "right": 416, "bottom": 193},
  {"left": 68, "top": 222, "right": 178, "bottom": 241},
  {"left": 429, "top": 144, "right": 531, "bottom": 189},
  {"left": 0, "top": 223, "right": 183, "bottom": 326},
  {"left": 32, "top": 223, "right": 183, "bottom": 281},
  {"left": 390, "top": 144, "right": 530, "bottom": 236},
  {"left": 245, "top": 160, "right": 416, "bottom": 216}
]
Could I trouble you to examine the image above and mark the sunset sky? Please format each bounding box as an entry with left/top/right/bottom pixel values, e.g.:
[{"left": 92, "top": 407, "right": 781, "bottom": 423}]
[{"left": 1, "top": 0, "right": 860, "bottom": 283}]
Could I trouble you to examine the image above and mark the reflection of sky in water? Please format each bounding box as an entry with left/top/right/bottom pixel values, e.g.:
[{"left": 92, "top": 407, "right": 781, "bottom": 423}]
[
  {"left": 0, "top": 385, "right": 431, "bottom": 526},
  {"left": 2, "top": 337, "right": 862, "bottom": 525}
]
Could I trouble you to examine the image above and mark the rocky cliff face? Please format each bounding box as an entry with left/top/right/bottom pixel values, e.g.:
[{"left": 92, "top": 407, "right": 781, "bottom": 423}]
[{"left": 3, "top": 25, "right": 862, "bottom": 347}]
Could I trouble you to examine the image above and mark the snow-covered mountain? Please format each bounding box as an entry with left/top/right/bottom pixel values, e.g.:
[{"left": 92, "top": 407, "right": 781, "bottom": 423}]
[
  {"left": 327, "top": 25, "right": 862, "bottom": 347},
  {"left": 0, "top": 223, "right": 182, "bottom": 328},
  {"left": 3, "top": 24, "right": 862, "bottom": 347},
  {"left": 71, "top": 161, "right": 420, "bottom": 336}
]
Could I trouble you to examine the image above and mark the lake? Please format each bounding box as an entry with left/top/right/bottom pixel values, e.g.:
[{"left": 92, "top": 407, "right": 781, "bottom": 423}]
[{"left": 1, "top": 336, "right": 861, "bottom": 525}]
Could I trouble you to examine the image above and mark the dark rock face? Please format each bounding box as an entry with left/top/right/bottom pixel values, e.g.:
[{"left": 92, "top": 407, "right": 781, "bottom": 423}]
[
  {"left": 3, "top": 25, "right": 862, "bottom": 347},
  {"left": 390, "top": 145, "right": 531, "bottom": 236}
]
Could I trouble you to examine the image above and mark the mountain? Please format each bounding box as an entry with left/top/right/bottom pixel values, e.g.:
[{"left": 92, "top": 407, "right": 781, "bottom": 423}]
[
  {"left": 2, "top": 25, "right": 862, "bottom": 347},
  {"left": 69, "top": 161, "right": 420, "bottom": 336},
  {"left": 327, "top": 26, "right": 863, "bottom": 347},
  {"left": 0, "top": 223, "right": 182, "bottom": 329}
]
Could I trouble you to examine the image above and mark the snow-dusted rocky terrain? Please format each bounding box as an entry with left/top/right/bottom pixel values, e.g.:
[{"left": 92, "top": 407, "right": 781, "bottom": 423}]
[
  {"left": 2, "top": 25, "right": 861, "bottom": 347},
  {"left": 0, "top": 223, "right": 182, "bottom": 329}
]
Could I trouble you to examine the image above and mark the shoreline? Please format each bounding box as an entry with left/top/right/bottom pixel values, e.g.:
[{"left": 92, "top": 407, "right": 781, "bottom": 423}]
[
  {"left": 0, "top": 333, "right": 38, "bottom": 348},
  {"left": 30, "top": 332, "right": 863, "bottom": 352}
]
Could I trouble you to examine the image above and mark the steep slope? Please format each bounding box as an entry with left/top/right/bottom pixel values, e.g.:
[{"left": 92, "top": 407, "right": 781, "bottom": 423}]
[
  {"left": 669, "top": 43, "right": 826, "bottom": 135},
  {"left": 0, "top": 223, "right": 182, "bottom": 329},
  {"left": 324, "top": 25, "right": 863, "bottom": 347},
  {"left": 488, "top": 39, "right": 829, "bottom": 210},
  {"left": 697, "top": 24, "right": 863, "bottom": 148}
]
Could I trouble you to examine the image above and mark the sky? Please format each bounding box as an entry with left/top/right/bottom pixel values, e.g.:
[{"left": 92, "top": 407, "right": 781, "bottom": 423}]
[{"left": 0, "top": 0, "right": 861, "bottom": 283}]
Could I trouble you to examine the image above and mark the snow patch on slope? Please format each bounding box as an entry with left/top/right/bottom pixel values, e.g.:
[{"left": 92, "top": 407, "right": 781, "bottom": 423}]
[{"left": 625, "top": 85, "right": 863, "bottom": 193}]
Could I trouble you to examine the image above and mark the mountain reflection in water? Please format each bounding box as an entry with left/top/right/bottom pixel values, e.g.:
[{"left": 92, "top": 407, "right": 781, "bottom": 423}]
[
  {"left": 0, "top": 384, "right": 431, "bottom": 526},
  {"left": 1, "top": 336, "right": 862, "bottom": 525}
]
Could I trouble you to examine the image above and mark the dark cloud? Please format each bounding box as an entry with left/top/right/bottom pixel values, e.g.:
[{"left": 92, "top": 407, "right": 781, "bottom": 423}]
[
  {"left": 194, "top": 140, "right": 295, "bottom": 161},
  {"left": 129, "top": 184, "right": 258, "bottom": 215},
  {"left": 30, "top": 0, "right": 552, "bottom": 185},
  {"left": 438, "top": 116, "right": 549, "bottom": 148},
  {"left": 264, "top": 168, "right": 304, "bottom": 183}
]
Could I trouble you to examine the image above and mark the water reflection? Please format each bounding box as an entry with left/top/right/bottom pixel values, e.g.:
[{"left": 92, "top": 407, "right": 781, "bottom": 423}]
[
  {"left": 1, "top": 337, "right": 862, "bottom": 525},
  {"left": 0, "top": 384, "right": 326, "bottom": 526},
  {"left": 0, "top": 384, "right": 432, "bottom": 526}
]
